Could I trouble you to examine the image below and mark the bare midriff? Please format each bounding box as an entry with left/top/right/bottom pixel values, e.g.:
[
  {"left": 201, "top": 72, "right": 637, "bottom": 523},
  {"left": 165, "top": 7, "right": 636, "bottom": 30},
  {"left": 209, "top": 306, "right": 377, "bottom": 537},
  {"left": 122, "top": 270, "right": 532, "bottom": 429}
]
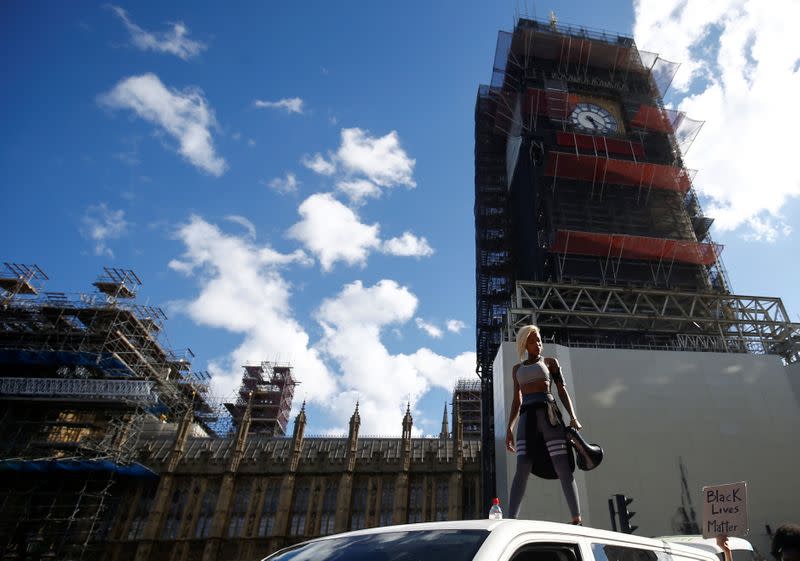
[{"left": 520, "top": 380, "right": 550, "bottom": 395}]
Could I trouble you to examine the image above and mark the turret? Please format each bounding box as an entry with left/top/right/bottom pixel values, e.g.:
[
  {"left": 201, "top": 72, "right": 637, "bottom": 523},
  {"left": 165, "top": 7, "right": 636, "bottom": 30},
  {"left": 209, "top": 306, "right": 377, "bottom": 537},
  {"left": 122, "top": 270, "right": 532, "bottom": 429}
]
[{"left": 439, "top": 402, "right": 449, "bottom": 439}]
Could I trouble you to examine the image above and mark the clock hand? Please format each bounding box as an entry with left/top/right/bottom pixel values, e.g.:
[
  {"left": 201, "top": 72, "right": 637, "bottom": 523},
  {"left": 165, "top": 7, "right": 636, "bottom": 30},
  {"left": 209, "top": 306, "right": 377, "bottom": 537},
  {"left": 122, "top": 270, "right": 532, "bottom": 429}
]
[{"left": 586, "top": 115, "right": 601, "bottom": 129}]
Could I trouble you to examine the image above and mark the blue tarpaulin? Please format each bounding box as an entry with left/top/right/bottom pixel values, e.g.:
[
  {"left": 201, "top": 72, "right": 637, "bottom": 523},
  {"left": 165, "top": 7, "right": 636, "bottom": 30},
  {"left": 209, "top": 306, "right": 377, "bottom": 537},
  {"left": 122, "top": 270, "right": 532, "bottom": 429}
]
[{"left": 0, "top": 458, "right": 159, "bottom": 478}]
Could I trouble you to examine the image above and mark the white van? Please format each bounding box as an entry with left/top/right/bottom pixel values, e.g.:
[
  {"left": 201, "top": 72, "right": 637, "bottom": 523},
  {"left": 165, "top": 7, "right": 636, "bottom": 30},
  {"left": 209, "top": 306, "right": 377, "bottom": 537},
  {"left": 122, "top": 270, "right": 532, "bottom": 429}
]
[{"left": 262, "top": 520, "right": 724, "bottom": 561}]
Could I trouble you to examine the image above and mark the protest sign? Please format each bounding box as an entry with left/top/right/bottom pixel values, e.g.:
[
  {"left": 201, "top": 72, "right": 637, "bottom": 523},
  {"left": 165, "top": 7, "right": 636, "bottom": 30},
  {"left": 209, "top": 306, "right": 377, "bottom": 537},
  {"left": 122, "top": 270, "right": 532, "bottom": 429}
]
[{"left": 702, "top": 481, "right": 748, "bottom": 538}]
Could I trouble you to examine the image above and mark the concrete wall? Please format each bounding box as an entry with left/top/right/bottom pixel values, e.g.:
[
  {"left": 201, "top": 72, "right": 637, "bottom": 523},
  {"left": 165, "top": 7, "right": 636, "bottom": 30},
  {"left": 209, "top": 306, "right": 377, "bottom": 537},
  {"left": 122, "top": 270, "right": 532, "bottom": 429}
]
[{"left": 494, "top": 344, "right": 800, "bottom": 557}]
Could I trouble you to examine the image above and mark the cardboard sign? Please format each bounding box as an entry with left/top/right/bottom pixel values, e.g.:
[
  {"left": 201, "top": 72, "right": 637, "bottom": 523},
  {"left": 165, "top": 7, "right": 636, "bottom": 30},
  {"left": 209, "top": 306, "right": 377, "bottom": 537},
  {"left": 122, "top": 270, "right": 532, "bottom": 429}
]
[{"left": 702, "top": 481, "right": 748, "bottom": 538}]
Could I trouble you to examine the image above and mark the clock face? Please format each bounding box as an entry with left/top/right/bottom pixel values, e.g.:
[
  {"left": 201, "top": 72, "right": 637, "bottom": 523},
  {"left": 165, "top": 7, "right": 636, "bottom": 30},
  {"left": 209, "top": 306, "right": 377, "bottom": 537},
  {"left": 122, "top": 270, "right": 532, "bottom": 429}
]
[{"left": 569, "top": 102, "right": 619, "bottom": 134}]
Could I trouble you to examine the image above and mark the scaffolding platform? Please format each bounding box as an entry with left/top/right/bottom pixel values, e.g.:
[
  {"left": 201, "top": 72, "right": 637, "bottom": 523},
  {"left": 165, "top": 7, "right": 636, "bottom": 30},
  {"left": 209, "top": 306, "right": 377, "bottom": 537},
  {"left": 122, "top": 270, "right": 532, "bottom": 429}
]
[
  {"left": 552, "top": 229, "right": 722, "bottom": 266},
  {"left": 0, "top": 263, "right": 48, "bottom": 297},
  {"left": 545, "top": 151, "right": 694, "bottom": 192},
  {"left": 506, "top": 280, "right": 800, "bottom": 358}
]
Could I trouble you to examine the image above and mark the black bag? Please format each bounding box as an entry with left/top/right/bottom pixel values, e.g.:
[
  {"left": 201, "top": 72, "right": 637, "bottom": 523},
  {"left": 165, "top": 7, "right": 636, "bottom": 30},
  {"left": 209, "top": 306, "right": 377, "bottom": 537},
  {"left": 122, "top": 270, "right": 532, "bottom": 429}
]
[{"left": 566, "top": 426, "right": 603, "bottom": 471}]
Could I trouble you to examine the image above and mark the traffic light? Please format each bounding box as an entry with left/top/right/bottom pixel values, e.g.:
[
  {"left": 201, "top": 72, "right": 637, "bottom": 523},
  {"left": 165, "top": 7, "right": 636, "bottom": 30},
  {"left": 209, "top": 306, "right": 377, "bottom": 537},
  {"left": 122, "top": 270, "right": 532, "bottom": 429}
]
[{"left": 615, "top": 494, "right": 638, "bottom": 534}]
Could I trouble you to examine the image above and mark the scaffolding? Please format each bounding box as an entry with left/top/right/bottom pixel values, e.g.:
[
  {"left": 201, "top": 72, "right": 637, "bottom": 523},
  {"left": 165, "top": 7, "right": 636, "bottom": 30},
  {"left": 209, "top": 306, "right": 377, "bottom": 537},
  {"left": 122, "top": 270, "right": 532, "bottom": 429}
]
[
  {"left": 224, "top": 362, "right": 298, "bottom": 436},
  {"left": 505, "top": 281, "right": 800, "bottom": 359},
  {"left": 452, "top": 379, "right": 481, "bottom": 440},
  {"left": 0, "top": 265, "right": 219, "bottom": 560},
  {"left": 475, "top": 17, "right": 724, "bottom": 379}
]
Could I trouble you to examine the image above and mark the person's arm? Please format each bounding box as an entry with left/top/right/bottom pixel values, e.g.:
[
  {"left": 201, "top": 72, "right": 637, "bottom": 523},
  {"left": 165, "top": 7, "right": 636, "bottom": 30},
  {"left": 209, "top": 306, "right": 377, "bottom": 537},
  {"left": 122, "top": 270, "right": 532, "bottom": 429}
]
[
  {"left": 506, "top": 365, "right": 522, "bottom": 452},
  {"left": 547, "top": 357, "right": 582, "bottom": 430},
  {"left": 716, "top": 536, "right": 733, "bottom": 561}
]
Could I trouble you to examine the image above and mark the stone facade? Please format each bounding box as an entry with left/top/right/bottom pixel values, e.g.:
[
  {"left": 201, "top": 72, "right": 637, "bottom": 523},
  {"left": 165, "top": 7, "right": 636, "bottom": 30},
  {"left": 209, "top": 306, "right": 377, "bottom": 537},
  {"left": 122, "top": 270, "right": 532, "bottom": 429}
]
[{"left": 99, "top": 403, "right": 481, "bottom": 561}]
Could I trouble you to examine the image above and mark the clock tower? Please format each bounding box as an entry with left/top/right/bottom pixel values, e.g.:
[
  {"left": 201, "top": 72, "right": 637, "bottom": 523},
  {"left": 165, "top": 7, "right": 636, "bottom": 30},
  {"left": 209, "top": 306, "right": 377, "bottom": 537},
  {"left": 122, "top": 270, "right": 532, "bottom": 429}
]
[{"left": 474, "top": 17, "right": 799, "bottom": 503}]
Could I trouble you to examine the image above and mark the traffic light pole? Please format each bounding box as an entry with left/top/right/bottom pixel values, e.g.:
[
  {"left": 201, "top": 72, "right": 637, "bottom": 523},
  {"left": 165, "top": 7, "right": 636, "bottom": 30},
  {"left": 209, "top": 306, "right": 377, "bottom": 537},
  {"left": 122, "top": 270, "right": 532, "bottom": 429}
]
[{"left": 608, "top": 498, "right": 618, "bottom": 532}]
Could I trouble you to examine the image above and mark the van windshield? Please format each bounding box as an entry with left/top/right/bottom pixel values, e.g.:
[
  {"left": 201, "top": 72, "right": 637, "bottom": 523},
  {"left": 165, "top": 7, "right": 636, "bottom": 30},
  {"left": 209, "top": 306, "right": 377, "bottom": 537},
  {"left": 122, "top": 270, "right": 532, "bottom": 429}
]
[
  {"left": 717, "top": 551, "right": 756, "bottom": 561},
  {"left": 264, "top": 529, "right": 489, "bottom": 561}
]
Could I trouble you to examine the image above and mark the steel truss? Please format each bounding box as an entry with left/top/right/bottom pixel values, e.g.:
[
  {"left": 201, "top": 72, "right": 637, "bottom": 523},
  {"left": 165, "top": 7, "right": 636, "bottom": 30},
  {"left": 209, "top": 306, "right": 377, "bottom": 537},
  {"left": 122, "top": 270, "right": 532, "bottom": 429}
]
[
  {"left": 505, "top": 281, "right": 800, "bottom": 358},
  {"left": 0, "top": 377, "right": 156, "bottom": 403}
]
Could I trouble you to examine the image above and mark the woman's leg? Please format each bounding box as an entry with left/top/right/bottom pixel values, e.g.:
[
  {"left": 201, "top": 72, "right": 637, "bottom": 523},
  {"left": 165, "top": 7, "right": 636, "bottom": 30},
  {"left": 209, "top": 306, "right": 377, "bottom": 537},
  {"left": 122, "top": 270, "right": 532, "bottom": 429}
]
[
  {"left": 537, "top": 409, "right": 581, "bottom": 520},
  {"left": 508, "top": 410, "right": 531, "bottom": 519},
  {"left": 508, "top": 453, "right": 534, "bottom": 519}
]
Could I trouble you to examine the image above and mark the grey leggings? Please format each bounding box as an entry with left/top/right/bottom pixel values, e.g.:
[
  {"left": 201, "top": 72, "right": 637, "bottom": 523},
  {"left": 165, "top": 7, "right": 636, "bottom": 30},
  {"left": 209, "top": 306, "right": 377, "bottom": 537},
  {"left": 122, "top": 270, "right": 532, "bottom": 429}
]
[{"left": 508, "top": 407, "right": 580, "bottom": 519}]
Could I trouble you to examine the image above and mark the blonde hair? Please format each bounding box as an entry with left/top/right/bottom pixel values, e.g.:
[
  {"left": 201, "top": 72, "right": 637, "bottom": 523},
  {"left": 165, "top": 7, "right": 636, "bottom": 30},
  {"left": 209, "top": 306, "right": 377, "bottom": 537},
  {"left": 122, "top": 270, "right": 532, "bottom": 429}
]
[{"left": 515, "top": 325, "right": 541, "bottom": 361}]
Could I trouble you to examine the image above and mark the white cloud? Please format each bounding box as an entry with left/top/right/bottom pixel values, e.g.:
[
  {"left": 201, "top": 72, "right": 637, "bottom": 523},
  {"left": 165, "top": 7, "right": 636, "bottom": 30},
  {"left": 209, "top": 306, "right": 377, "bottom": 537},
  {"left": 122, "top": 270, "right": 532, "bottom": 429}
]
[
  {"left": 224, "top": 215, "right": 256, "bottom": 239},
  {"left": 301, "top": 153, "right": 336, "bottom": 175},
  {"left": 742, "top": 215, "right": 792, "bottom": 243},
  {"left": 254, "top": 97, "right": 304, "bottom": 114},
  {"left": 446, "top": 319, "right": 467, "bottom": 334},
  {"left": 109, "top": 5, "right": 206, "bottom": 60},
  {"left": 287, "top": 194, "right": 434, "bottom": 270},
  {"left": 287, "top": 193, "right": 381, "bottom": 271},
  {"left": 381, "top": 232, "right": 434, "bottom": 257},
  {"left": 415, "top": 318, "right": 443, "bottom": 339},
  {"left": 80, "top": 203, "right": 128, "bottom": 257},
  {"left": 316, "top": 279, "right": 475, "bottom": 434},
  {"left": 267, "top": 172, "right": 300, "bottom": 194},
  {"left": 99, "top": 73, "right": 226, "bottom": 176},
  {"left": 168, "top": 219, "right": 474, "bottom": 435},
  {"left": 335, "top": 179, "right": 381, "bottom": 204},
  {"left": 337, "top": 128, "right": 416, "bottom": 188},
  {"left": 168, "top": 215, "right": 326, "bottom": 400},
  {"left": 634, "top": 0, "right": 800, "bottom": 239}
]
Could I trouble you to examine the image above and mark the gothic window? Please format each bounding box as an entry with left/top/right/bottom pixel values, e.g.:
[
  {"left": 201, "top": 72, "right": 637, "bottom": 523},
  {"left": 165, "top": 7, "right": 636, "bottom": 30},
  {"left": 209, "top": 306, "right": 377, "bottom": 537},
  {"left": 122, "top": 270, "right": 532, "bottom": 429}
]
[
  {"left": 435, "top": 480, "right": 449, "bottom": 521},
  {"left": 379, "top": 479, "right": 394, "bottom": 527},
  {"left": 227, "top": 482, "right": 250, "bottom": 538},
  {"left": 349, "top": 480, "right": 368, "bottom": 530},
  {"left": 319, "top": 482, "right": 338, "bottom": 535},
  {"left": 407, "top": 479, "right": 423, "bottom": 524},
  {"left": 194, "top": 482, "right": 218, "bottom": 539},
  {"left": 462, "top": 477, "right": 479, "bottom": 520},
  {"left": 289, "top": 481, "right": 310, "bottom": 536},
  {"left": 127, "top": 487, "right": 155, "bottom": 540},
  {"left": 162, "top": 486, "right": 188, "bottom": 539},
  {"left": 257, "top": 480, "right": 280, "bottom": 537}
]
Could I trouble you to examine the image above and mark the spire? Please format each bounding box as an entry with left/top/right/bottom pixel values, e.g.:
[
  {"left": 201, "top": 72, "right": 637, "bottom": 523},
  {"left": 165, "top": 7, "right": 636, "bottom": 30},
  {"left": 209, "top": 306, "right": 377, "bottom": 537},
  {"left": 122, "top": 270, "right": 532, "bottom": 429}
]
[
  {"left": 290, "top": 400, "right": 307, "bottom": 472},
  {"left": 454, "top": 395, "right": 464, "bottom": 469},
  {"left": 233, "top": 391, "right": 253, "bottom": 452},
  {"left": 402, "top": 402, "right": 413, "bottom": 440},
  {"left": 167, "top": 402, "right": 195, "bottom": 472},
  {"left": 292, "top": 400, "right": 307, "bottom": 439},
  {"left": 401, "top": 401, "right": 413, "bottom": 471},
  {"left": 439, "top": 402, "right": 449, "bottom": 439},
  {"left": 346, "top": 401, "right": 361, "bottom": 472},
  {"left": 348, "top": 401, "right": 361, "bottom": 440}
]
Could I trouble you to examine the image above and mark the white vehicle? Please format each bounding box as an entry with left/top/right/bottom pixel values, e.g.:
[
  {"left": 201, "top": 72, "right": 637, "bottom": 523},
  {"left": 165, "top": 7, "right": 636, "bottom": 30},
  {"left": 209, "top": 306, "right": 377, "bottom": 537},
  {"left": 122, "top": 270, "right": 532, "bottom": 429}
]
[
  {"left": 262, "top": 520, "right": 724, "bottom": 561},
  {"left": 659, "top": 535, "right": 757, "bottom": 561}
]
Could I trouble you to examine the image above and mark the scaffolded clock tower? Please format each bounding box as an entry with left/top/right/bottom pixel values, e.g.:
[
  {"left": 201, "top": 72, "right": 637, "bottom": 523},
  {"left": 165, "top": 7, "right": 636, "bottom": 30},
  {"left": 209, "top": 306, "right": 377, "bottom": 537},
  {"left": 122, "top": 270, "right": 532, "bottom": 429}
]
[{"left": 474, "top": 17, "right": 799, "bottom": 501}]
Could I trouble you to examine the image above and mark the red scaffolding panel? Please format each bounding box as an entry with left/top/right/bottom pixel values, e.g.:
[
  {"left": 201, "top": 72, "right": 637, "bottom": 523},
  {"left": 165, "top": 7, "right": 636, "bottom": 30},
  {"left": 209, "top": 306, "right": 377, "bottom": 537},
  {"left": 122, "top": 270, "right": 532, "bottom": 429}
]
[
  {"left": 551, "top": 230, "right": 721, "bottom": 265},
  {"left": 544, "top": 151, "right": 692, "bottom": 192}
]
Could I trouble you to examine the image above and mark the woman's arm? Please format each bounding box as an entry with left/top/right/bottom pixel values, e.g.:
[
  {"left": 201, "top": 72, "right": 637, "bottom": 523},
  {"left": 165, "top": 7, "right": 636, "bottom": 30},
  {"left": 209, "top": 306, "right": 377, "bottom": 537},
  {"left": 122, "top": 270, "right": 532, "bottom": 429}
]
[
  {"left": 547, "top": 358, "right": 582, "bottom": 430},
  {"left": 506, "top": 365, "right": 522, "bottom": 452}
]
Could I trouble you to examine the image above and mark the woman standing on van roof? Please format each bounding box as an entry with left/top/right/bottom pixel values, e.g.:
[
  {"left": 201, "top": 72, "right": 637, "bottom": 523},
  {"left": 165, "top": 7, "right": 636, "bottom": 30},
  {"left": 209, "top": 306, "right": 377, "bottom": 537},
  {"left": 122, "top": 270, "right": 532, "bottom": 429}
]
[{"left": 505, "top": 324, "right": 583, "bottom": 524}]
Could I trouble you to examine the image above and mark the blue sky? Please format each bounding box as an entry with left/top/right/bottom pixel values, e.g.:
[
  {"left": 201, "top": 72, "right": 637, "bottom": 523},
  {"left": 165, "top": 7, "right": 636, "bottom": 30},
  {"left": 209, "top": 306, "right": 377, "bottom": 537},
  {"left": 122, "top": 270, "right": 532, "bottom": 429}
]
[{"left": 2, "top": 1, "right": 798, "bottom": 436}]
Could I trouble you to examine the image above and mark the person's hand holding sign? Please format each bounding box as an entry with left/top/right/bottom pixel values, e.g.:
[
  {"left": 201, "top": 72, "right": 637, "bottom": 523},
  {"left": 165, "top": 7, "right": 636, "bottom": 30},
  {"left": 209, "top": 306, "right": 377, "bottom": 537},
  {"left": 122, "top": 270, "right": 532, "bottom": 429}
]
[{"left": 716, "top": 535, "right": 733, "bottom": 561}]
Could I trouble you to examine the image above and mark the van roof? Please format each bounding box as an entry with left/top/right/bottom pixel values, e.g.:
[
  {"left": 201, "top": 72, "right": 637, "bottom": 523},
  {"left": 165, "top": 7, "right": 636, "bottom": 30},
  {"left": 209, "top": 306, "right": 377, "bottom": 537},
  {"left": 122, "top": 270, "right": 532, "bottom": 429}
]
[{"left": 312, "top": 520, "right": 719, "bottom": 561}]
